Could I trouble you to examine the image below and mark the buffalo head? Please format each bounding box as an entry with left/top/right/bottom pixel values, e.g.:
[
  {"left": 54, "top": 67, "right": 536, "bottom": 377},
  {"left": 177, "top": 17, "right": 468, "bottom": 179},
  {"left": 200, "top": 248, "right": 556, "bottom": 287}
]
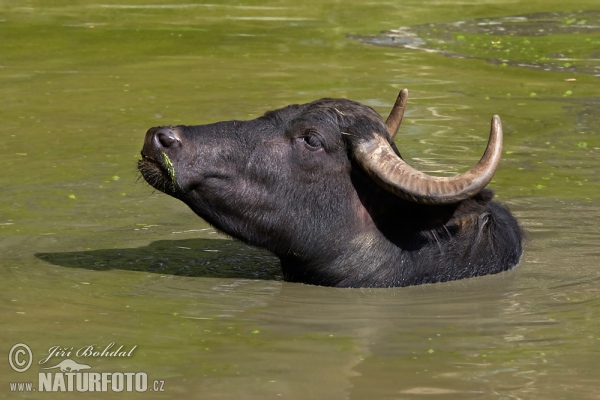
[{"left": 138, "top": 89, "right": 523, "bottom": 287}]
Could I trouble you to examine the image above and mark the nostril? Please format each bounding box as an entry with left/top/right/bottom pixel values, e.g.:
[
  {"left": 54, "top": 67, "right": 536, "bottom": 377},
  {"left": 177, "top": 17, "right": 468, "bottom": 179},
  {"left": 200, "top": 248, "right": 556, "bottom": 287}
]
[
  {"left": 158, "top": 132, "right": 177, "bottom": 148},
  {"left": 153, "top": 128, "right": 180, "bottom": 149}
]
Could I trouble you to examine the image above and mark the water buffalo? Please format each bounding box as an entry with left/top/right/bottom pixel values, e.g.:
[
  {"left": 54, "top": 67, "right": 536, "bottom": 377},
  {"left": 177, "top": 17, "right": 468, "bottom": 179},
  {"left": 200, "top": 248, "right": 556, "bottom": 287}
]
[{"left": 138, "top": 89, "right": 523, "bottom": 287}]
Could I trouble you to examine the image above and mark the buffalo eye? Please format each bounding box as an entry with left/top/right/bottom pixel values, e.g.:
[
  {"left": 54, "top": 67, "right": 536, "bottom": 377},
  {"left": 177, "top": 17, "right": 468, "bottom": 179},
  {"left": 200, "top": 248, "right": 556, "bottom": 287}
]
[{"left": 300, "top": 133, "right": 323, "bottom": 150}]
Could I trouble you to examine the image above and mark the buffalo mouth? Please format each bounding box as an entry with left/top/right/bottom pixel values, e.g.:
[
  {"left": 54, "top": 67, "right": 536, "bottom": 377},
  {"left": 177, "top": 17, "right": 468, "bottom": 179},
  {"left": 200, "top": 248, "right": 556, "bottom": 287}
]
[{"left": 137, "top": 152, "right": 179, "bottom": 195}]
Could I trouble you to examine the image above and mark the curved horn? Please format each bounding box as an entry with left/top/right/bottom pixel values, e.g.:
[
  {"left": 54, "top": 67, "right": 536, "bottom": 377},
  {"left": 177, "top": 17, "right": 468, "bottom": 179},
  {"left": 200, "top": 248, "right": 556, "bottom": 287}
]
[
  {"left": 385, "top": 88, "right": 408, "bottom": 140},
  {"left": 353, "top": 116, "right": 503, "bottom": 205}
]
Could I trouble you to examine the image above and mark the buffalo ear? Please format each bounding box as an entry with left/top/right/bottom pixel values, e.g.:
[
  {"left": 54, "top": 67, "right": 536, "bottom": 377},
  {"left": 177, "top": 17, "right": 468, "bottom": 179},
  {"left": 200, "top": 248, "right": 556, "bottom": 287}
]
[
  {"left": 342, "top": 114, "right": 394, "bottom": 148},
  {"left": 341, "top": 112, "right": 403, "bottom": 160}
]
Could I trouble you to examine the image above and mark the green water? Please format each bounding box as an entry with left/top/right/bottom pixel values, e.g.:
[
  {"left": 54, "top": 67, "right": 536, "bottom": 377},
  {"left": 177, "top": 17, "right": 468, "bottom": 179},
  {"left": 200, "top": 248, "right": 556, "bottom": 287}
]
[{"left": 1, "top": 0, "right": 599, "bottom": 398}]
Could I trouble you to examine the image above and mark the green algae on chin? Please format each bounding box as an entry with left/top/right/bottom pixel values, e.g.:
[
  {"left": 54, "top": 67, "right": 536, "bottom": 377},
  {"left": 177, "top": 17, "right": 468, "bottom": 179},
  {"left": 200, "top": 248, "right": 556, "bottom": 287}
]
[{"left": 161, "top": 151, "right": 178, "bottom": 193}]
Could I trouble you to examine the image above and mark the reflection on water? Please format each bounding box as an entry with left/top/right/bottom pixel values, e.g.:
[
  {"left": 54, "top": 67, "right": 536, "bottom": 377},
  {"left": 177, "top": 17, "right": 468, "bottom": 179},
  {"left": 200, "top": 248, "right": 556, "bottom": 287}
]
[
  {"left": 1, "top": 0, "right": 599, "bottom": 398},
  {"left": 36, "top": 238, "right": 281, "bottom": 280}
]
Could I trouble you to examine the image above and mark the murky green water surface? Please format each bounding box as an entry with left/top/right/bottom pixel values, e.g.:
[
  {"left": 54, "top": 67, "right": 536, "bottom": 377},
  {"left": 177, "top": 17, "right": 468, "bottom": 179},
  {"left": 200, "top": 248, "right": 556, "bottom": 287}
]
[{"left": 1, "top": 0, "right": 599, "bottom": 398}]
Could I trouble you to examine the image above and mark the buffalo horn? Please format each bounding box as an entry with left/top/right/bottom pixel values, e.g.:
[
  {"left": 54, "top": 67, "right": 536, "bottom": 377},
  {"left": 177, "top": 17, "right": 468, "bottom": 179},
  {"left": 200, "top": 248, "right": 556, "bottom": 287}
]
[
  {"left": 353, "top": 116, "right": 503, "bottom": 204},
  {"left": 385, "top": 88, "right": 408, "bottom": 140}
]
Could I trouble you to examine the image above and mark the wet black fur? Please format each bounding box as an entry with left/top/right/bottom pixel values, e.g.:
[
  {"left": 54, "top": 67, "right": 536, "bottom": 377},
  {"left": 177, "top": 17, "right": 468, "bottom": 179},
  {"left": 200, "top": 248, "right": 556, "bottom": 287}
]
[{"left": 139, "top": 98, "right": 523, "bottom": 288}]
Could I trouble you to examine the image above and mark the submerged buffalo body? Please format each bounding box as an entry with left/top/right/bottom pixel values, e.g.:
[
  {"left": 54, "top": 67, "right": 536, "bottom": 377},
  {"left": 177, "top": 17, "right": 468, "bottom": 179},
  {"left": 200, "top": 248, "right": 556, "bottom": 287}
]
[{"left": 138, "top": 90, "right": 523, "bottom": 288}]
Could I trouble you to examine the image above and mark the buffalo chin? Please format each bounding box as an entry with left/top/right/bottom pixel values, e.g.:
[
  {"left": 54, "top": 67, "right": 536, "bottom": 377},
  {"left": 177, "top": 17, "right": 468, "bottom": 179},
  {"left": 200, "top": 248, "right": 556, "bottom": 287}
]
[{"left": 137, "top": 157, "right": 177, "bottom": 195}]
